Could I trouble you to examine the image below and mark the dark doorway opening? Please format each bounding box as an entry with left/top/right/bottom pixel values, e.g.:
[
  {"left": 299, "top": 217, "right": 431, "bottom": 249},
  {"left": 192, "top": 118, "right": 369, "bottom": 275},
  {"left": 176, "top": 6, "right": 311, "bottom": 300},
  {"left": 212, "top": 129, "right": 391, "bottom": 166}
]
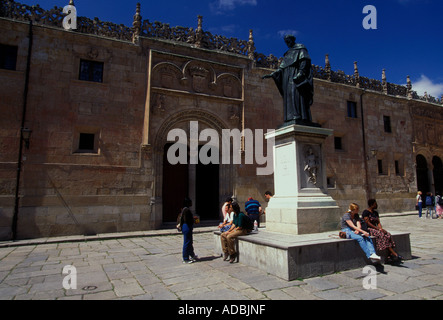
[
  {"left": 162, "top": 143, "right": 188, "bottom": 223},
  {"left": 195, "top": 152, "right": 219, "bottom": 221},
  {"left": 433, "top": 156, "right": 443, "bottom": 194},
  {"left": 416, "top": 154, "right": 429, "bottom": 195}
]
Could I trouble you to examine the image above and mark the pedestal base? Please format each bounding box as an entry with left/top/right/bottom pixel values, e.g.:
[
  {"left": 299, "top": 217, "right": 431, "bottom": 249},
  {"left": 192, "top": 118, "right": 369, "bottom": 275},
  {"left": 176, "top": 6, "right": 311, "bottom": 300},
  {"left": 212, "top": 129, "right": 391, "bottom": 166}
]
[
  {"left": 265, "top": 124, "right": 341, "bottom": 235},
  {"left": 214, "top": 230, "right": 412, "bottom": 281}
]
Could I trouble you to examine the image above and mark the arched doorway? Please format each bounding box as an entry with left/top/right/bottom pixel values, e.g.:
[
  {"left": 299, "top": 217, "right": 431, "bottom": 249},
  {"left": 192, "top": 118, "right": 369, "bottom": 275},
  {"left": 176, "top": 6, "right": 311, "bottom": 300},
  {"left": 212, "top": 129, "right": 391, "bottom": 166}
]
[
  {"left": 416, "top": 154, "right": 429, "bottom": 194},
  {"left": 154, "top": 110, "right": 233, "bottom": 225},
  {"left": 433, "top": 156, "right": 443, "bottom": 194}
]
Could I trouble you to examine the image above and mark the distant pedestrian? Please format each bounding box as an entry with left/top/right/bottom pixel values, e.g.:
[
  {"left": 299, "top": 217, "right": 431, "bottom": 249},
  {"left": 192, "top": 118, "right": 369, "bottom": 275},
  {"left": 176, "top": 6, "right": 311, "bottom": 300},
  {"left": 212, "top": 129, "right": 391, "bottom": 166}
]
[
  {"left": 262, "top": 191, "right": 273, "bottom": 221},
  {"left": 245, "top": 197, "right": 262, "bottom": 228},
  {"left": 425, "top": 192, "right": 435, "bottom": 219},
  {"left": 416, "top": 191, "right": 423, "bottom": 218},
  {"left": 180, "top": 197, "right": 198, "bottom": 264},
  {"left": 436, "top": 193, "right": 443, "bottom": 219}
]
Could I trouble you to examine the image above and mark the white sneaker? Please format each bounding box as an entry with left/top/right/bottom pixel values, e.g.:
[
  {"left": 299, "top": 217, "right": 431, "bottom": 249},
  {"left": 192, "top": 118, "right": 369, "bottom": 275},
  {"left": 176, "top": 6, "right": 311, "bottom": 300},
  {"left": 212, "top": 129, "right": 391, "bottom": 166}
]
[{"left": 369, "top": 253, "right": 381, "bottom": 261}]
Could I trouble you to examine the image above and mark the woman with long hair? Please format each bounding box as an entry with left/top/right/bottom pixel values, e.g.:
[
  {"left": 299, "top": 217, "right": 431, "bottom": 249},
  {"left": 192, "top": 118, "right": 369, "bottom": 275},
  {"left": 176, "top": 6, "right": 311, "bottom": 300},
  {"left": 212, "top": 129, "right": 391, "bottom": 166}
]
[{"left": 340, "top": 203, "right": 381, "bottom": 263}]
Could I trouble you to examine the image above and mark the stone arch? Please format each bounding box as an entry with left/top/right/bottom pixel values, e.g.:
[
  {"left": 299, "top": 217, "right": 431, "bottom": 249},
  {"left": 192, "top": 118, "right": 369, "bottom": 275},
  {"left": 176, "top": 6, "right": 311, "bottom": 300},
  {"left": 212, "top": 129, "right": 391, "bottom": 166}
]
[{"left": 152, "top": 109, "right": 234, "bottom": 225}]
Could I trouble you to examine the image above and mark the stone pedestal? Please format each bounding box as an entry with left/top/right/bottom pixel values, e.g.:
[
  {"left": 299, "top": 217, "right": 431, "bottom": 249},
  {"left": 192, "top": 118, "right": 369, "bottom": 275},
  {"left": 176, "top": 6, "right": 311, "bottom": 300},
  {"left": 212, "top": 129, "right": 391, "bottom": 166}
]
[{"left": 265, "top": 124, "right": 341, "bottom": 235}]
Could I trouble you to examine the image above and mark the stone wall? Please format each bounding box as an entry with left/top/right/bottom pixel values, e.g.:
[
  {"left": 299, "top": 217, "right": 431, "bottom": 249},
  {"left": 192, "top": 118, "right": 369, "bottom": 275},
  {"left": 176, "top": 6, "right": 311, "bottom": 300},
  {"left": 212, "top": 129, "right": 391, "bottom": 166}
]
[{"left": 1, "top": 13, "right": 442, "bottom": 240}]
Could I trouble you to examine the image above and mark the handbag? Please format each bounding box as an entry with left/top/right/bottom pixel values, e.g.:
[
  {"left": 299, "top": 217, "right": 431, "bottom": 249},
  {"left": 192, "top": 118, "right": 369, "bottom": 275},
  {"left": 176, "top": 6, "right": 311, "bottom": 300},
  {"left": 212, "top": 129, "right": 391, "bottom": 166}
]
[
  {"left": 176, "top": 209, "right": 183, "bottom": 232},
  {"left": 339, "top": 231, "right": 347, "bottom": 239}
]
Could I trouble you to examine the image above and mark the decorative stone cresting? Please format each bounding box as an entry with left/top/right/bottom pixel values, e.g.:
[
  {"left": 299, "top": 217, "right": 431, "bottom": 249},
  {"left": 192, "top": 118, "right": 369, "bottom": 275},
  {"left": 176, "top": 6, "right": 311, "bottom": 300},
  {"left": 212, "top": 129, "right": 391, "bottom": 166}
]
[{"left": 1, "top": 0, "right": 441, "bottom": 105}]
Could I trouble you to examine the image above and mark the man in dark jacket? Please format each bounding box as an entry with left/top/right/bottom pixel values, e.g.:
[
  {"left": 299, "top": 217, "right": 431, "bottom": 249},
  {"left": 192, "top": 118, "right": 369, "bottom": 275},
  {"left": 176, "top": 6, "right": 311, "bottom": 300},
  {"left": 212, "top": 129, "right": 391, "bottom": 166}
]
[{"left": 180, "top": 197, "right": 197, "bottom": 264}]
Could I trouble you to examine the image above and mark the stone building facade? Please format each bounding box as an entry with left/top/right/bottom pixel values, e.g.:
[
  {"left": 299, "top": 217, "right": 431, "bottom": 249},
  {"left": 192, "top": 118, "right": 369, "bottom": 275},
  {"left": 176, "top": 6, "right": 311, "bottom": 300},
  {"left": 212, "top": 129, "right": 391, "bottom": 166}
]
[{"left": 0, "top": 1, "right": 442, "bottom": 240}]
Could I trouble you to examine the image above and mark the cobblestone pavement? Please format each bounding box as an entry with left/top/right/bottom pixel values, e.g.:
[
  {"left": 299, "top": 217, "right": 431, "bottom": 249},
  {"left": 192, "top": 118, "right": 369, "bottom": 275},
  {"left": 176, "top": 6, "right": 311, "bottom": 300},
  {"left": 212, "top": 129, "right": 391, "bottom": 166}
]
[{"left": 0, "top": 214, "right": 442, "bottom": 300}]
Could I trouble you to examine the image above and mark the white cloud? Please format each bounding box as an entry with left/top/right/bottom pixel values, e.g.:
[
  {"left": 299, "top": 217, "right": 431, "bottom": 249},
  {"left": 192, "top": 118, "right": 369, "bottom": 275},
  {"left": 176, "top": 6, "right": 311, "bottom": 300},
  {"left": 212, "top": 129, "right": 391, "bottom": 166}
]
[
  {"left": 213, "top": 0, "right": 257, "bottom": 11},
  {"left": 277, "top": 29, "right": 299, "bottom": 38},
  {"left": 411, "top": 75, "right": 443, "bottom": 98}
]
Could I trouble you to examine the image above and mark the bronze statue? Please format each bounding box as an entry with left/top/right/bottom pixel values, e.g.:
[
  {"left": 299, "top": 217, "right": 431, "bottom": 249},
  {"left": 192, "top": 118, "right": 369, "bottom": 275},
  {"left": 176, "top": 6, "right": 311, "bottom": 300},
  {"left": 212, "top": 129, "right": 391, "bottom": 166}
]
[{"left": 263, "top": 35, "right": 318, "bottom": 127}]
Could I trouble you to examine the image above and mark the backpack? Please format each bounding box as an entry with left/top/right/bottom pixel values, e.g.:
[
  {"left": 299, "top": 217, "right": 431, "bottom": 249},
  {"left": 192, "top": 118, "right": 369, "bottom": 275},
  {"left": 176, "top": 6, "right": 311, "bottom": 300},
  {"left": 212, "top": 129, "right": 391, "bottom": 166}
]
[{"left": 425, "top": 196, "right": 433, "bottom": 206}]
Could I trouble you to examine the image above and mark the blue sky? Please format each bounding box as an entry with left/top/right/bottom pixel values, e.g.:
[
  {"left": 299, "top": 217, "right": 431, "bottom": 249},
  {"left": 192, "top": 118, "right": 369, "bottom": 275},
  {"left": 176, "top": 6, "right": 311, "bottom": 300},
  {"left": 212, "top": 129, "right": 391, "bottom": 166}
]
[{"left": 18, "top": 0, "right": 443, "bottom": 98}]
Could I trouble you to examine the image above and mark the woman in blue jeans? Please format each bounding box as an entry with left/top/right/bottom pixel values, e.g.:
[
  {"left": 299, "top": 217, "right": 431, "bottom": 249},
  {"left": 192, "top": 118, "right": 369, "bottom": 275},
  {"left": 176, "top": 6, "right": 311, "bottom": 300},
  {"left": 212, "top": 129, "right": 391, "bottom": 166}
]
[
  {"left": 180, "top": 197, "right": 198, "bottom": 264},
  {"left": 340, "top": 203, "right": 381, "bottom": 263}
]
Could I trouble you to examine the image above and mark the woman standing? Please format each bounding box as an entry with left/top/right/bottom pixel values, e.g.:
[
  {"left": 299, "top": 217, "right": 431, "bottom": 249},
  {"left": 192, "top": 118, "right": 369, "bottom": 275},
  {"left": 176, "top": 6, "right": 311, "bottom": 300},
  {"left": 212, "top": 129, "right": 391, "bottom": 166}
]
[
  {"left": 180, "top": 197, "right": 198, "bottom": 264},
  {"left": 416, "top": 191, "right": 423, "bottom": 218},
  {"left": 340, "top": 203, "right": 381, "bottom": 263}
]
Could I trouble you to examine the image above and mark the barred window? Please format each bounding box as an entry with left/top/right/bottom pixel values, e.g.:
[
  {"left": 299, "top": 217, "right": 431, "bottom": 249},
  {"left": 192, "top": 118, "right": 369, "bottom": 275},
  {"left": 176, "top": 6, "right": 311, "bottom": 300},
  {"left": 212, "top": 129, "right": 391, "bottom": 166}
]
[{"left": 79, "top": 59, "right": 104, "bottom": 83}]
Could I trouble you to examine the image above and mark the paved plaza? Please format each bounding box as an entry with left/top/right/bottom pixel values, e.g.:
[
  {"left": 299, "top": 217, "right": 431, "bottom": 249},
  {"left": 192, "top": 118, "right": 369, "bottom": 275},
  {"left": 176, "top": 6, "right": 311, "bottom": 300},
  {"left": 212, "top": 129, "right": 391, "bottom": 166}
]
[{"left": 0, "top": 213, "right": 442, "bottom": 300}]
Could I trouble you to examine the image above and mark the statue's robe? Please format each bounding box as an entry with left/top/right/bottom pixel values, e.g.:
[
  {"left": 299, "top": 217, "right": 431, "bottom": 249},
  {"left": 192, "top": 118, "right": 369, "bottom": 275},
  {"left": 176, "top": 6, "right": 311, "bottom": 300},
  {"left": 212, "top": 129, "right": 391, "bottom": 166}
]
[{"left": 271, "top": 44, "right": 314, "bottom": 124}]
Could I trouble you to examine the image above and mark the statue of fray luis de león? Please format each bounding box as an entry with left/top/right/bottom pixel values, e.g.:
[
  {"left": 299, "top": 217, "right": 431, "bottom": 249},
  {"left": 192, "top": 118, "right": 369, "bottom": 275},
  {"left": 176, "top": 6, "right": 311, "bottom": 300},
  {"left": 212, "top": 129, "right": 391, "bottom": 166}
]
[{"left": 263, "top": 35, "right": 319, "bottom": 127}]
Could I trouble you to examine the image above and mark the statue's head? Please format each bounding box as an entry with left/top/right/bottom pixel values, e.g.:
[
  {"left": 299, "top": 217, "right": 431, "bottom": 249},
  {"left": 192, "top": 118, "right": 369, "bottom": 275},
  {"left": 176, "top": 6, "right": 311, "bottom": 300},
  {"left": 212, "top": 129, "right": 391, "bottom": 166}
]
[{"left": 284, "top": 35, "right": 296, "bottom": 47}]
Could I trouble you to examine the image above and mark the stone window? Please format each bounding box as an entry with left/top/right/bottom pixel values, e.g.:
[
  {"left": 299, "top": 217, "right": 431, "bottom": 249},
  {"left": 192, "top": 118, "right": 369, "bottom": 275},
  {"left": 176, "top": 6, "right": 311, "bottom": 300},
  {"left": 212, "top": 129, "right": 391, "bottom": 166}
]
[
  {"left": 347, "top": 101, "right": 357, "bottom": 118},
  {"left": 377, "top": 159, "right": 388, "bottom": 175},
  {"left": 383, "top": 115, "right": 392, "bottom": 133},
  {"left": 73, "top": 128, "right": 100, "bottom": 154},
  {"left": 327, "top": 177, "right": 336, "bottom": 189},
  {"left": 79, "top": 59, "right": 104, "bottom": 83},
  {"left": 0, "top": 44, "right": 18, "bottom": 71},
  {"left": 394, "top": 157, "right": 405, "bottom": 176},
  {"left": 334, "top": 136, "right": 343, "bottom": 150}
]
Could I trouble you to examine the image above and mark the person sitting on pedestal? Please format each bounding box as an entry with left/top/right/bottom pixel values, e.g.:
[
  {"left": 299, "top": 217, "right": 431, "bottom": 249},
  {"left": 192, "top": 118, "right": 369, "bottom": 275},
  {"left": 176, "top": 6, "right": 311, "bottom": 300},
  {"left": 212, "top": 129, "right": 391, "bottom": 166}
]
[
  {"left": 220, "top": 202, "right": 253, "bottom": 263},
  {"left": 340, "top": 203, "right": 381, "bottom": 264}
]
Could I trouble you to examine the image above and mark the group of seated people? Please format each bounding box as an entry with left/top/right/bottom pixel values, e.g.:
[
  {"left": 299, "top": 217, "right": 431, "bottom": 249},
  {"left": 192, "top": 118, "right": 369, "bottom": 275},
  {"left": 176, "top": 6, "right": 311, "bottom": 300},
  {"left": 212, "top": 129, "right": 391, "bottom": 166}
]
[
  {"left": 218, "top": 195, "right": 403, "bottom": 265},
  {"left": 218, "top": 194, "right": 272, "bottom": 263},
  {"left": 340, "top": 199, "right": 404, "bottom": 264}
]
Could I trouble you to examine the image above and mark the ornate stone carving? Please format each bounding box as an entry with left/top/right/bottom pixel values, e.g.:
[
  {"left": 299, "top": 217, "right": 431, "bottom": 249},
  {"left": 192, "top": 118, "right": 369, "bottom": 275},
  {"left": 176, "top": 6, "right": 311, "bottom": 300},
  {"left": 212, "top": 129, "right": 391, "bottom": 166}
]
[
  {"left": 152, "top": 94, "right": 165, "bottom": 113},
  {"left": 189, "top": 66, "right": 209, "bottom": 93},
  {"left": 303, "top": 146, "right": 320, "bottom": 186},
  {"left": 3, "top": 0, "right": 441, "bottom": 106},
  {"left": 151, "top": 60, "right": 241, "bottom": 99}
]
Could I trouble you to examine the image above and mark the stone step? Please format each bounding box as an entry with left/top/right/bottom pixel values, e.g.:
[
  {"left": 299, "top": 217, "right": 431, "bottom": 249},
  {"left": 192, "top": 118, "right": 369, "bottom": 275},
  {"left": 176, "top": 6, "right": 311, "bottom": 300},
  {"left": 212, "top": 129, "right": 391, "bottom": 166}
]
[{"left": 214, "top": 229, "right": 411, "bottom": 281}]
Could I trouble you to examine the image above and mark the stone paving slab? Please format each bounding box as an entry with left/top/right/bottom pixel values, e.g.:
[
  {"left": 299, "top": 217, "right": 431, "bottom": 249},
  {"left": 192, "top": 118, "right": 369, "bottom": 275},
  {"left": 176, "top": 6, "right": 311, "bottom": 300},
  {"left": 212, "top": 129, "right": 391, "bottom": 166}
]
[{"left": 0, "top": 213, "right": 442, "bottom": 300}]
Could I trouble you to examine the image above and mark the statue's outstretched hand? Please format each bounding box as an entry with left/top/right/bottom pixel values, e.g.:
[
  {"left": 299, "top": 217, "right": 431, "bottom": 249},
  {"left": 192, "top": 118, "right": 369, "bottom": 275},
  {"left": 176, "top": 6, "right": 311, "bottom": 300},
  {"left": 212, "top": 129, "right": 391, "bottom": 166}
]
[{"left": 262, "top": 74, "right": 272, "bottom": 80}]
